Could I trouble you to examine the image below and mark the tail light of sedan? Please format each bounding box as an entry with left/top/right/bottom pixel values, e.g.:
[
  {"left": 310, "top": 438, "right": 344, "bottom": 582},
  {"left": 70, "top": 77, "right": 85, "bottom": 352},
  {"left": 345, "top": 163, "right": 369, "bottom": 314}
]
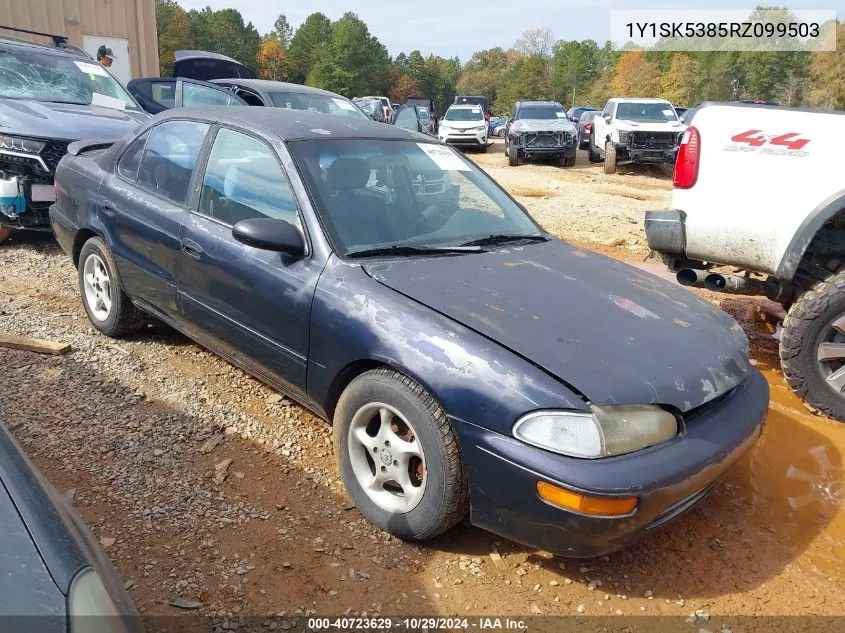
[{"left": 584, "top": 123, "right": 592, "bottom": 131}]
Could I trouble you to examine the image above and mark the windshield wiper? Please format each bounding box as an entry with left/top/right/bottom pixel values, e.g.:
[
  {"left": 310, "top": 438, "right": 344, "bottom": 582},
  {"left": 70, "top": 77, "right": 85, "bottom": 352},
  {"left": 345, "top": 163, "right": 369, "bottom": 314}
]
[
  {"left": 346, "top": 244, "right": 485, "bottom": 258},
  {"left": 460, "top": 233, "right": 548, "bottom": 247}
]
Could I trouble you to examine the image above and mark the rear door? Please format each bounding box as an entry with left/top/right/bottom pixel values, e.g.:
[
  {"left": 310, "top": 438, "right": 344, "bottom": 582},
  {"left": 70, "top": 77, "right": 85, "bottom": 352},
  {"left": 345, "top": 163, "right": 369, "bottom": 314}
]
[
  {"left": 176, "top": 126, "right": 326, "bottom": 395},
  {"left": 175, "top": 79, "right": 248, "bottom": 108},
  {"left": 128, "top": 78, "right": 247, "bottom": 113},
  {"left": 104, "top": 120, "right": 211, "bottom": 318}
]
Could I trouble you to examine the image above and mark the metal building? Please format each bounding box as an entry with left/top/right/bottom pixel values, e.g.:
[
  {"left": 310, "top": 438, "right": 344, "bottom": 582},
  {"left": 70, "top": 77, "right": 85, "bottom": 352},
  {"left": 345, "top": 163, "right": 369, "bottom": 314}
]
[{"left": 0, "top": 0, "right": 159, "bottom": 84}]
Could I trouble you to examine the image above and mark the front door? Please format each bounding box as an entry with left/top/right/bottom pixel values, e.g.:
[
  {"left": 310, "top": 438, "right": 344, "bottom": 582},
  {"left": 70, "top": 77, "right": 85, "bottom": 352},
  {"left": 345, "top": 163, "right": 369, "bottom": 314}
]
[{"left": 176, "top": 127, "right": 326, "bottom": 395}]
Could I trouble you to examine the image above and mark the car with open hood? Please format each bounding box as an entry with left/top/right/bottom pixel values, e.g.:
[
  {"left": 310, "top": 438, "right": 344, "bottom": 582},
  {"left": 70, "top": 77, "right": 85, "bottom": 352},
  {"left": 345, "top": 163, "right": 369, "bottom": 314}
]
[
  {"left": 50, "top": 108, "right": 768, "bottom": 556},
  {"left": 504, "top": 101, "right": 578, "bottom": 167},
  {"left": 0, "top": 35, "right": 148, "bottom": 244}
]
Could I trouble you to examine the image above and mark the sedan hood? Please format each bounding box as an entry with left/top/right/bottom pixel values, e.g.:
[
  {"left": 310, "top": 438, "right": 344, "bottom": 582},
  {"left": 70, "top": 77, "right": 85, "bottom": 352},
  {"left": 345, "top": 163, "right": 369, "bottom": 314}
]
[
  {"left": 615, "top": 120, "right": 685, "bottom": 132},
  {"left": 363, "top": 240, "right": 750, "bottom": 412},
  {"left": 0, "top": 99, "right": 148, "bottom": 142}
]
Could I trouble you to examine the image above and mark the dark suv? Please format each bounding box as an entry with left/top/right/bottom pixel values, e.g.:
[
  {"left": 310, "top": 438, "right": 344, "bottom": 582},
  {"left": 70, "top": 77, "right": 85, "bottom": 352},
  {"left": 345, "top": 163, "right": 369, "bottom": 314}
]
[{"left": 0, "top": 36, "right": 148, "bottom": 244}]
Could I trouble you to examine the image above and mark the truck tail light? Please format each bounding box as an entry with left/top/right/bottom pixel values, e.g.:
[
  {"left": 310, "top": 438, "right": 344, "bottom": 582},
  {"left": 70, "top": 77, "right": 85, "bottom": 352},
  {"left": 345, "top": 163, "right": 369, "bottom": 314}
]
[
  {"left": 674, "top": 126, "right": 700, "bottom": 189},
  {"left": 585, "top": 123, "right": 592, "bottom": 131}
]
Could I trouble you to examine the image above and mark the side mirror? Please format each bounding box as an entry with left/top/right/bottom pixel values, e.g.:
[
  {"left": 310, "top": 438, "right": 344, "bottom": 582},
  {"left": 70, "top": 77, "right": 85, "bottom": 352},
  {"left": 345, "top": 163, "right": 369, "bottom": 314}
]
[
  {"left": 232, "top": 218, "right": 304, "bottom": 257},
  {"left": 603, "top": 114, "right": 611, "bottom": 122}
]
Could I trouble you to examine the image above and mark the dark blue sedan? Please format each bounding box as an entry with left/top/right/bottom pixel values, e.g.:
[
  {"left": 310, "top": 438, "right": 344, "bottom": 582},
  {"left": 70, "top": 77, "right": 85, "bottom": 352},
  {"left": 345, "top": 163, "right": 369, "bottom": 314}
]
[{"left": 49, "top": 108, "right": 768, "bottom": 556}]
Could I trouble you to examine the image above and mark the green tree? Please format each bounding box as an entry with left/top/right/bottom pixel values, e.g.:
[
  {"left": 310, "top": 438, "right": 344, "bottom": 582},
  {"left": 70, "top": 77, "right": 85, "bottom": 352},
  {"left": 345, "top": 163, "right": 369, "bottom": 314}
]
[
  {"left": 273, "top": 14, "right": 294, "bottom": 49},
  {"left": 187, "top": 8, "right": 261, "bottom": 70},
  {"left": 288, "top": 12, "right": 332, "bottom": 84},
  {"left": 660, "top": 53, "right": 704, "bottom": 105},
  {"left": 552, "top": 39, "right": 597, "bottom": 108},
  {"left": 155, "top": 0, "right": 189, "bottom": 75}
]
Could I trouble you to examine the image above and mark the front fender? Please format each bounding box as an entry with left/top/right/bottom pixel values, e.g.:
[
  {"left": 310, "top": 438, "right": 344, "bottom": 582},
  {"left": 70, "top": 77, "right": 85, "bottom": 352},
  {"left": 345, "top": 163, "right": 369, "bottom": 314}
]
[{"left": 307, "top": 256, "right": 585, "bottom": 435}]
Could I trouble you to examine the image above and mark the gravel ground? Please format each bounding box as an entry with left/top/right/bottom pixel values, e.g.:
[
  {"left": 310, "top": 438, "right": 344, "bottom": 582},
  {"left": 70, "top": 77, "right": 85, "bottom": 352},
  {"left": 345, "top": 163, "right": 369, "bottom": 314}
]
[{"left": 2, "top": 151, "right": 845, "bottom": 631}]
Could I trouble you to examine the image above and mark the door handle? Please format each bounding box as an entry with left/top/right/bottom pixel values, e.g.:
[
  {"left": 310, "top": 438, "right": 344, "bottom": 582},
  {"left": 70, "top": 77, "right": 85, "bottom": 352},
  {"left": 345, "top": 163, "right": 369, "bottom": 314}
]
[{"left": 181, "top": 239, "right": 203, "bottom": 259}]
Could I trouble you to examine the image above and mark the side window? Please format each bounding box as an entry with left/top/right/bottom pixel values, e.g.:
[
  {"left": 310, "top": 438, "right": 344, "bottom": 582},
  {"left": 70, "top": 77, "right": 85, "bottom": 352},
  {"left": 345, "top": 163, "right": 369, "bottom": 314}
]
[
  {"left": 150, "top": 81, "right": 176, "bottom": 109},
  {"left": 181, "top": 82, "right": 243, "bottom": 108},
  {"left": 117, "top": 132, "right": 149, "bottom": 182},
  {"left": 137, "top": 120, "right": 210, "bottom": 206},
  {"left": 602, "top": 102, "right": 613, "bottom": 118},
  {"left": 236, "top": 89, "right": 265, "bottom": 106},
  {"left": 395, "top": 108, "right": 418, "bottom": 131},
  {"left": 198, "top": 128, "right": 299, "bottom": 228}
]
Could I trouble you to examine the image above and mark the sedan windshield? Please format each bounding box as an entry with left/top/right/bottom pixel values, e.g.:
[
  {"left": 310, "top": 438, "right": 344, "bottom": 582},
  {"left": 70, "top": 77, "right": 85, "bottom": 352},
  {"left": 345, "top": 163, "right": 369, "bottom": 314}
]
[
  {"left": 516, "top": 106, "right": 565, "bottom": 120},
  {"left": 444, "top": 107, "right": 484, "bottom": 122},
  {"left": 289, "top": 139, "right": 542, "bottom": 256},
  {"left": 268, "top": 91, "right": 368, "bottom": 119},
  {"left": 0, "top": 49, "right": 138, "bottom": 110},
  {"left": 616, "top": 102, "right": 678, "bottom": 122}
]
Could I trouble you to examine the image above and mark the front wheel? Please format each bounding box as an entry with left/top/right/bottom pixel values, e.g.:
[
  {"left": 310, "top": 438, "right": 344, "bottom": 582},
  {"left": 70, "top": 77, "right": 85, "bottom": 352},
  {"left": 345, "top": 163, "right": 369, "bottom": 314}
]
[
  {"left": 604, "top": 141, "right": 617, "bottom": 174},
  {"left": 333, "top": 368, "right": 468, "bottom": 540},
  {"left": 561, "top": 154, "right": 576, "bottom": 167},
  {"left": 781, "top": 273, "right": 845, "bottom": 422},
  {"left": 78, "top": 237, "right": 144, "bottom": 337},
  {"left": 507, "top": 142, "right": 519, "bottom": 166}
]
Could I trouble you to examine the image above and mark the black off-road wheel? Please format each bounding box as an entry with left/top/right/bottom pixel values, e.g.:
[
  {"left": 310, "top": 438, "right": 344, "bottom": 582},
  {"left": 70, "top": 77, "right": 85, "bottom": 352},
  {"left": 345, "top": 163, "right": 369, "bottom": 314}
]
[
  {"left": 561, "top": 154, "right": 576, "bottom": 167},
  {"left": 333, "top": 368, "right": 469, "bottom": 541},
  {"left": 604, "top": 141, "right": 617, "bottom": 174},
  {"left": 78, "top": 237, "right": 144, "bottom": 338},
  {"left": 780, "top": 272, "right": 845, "bottom": 422},
  {"left": 587, "top": 134, "right": 602, "bottom": 163},
  {"left": 507, "top": 142, "right": 519, "bottom": 166}
]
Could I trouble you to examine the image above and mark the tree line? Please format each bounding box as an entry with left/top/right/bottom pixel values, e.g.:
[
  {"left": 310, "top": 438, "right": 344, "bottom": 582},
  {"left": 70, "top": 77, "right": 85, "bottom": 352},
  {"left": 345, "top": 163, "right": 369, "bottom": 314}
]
[{"left": 155, "top": 1, "right": 845, "bottom": 115}]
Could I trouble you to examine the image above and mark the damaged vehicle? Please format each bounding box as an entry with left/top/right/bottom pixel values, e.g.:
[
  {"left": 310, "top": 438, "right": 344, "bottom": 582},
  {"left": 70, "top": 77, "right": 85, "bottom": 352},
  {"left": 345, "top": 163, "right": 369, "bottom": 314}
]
[
  {"left": 0, "top": 35, "right": 147, "bottom": 244},
  {"left": 589, "top": 98, "right": 686, "bottom": 174},
  {"left": 504, "top": 101, "right": 577, "bottom": 167},
  {"left": 51, "top": 108, "right": 767, "bottom": 556}
]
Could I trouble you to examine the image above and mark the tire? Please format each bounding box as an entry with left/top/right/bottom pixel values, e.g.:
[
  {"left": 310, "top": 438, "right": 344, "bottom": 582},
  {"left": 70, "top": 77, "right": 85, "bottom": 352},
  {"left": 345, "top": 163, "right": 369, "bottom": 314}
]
[
  {"left": 604, "top": 141, "right": 617, "bottom": 174},
  {"left": 333, "top": 368, "right": 468, "bottom": 541},
  {"left": 562, "top": 154, "right": 576, "bottom": 167},
  {"left": 503, "top": 137, "right": 509, "bottom": 156},
  {"left": 587, "top": 134, "right": 602, "bottom": 163},
  {"left": 780, "top": 273, "right": 845, "bottom": 422},
  {"left": 480, "top": 142, "right": 488, "bottom": 153},
  {"left": 78, "top": 236, "right": 144, "bottom": 337},
  {"left": 507, "top": 142, "right": 519, "bottom": 166},
  {"left": 0, "top": 225, "right": 11, "bottom": 244}
]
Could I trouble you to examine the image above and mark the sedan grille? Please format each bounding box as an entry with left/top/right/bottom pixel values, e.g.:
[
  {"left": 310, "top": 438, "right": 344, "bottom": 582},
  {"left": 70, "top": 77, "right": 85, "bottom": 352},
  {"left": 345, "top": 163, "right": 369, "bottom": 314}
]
[{"left": 631, "top": 132, "right": 679, "bottom": 150}]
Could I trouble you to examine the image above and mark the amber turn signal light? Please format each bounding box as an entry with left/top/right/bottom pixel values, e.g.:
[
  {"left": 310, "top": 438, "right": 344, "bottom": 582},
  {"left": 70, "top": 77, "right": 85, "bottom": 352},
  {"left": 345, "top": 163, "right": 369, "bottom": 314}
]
[{"left": 536, "top": 481, "right": 637, "bottom": 517}]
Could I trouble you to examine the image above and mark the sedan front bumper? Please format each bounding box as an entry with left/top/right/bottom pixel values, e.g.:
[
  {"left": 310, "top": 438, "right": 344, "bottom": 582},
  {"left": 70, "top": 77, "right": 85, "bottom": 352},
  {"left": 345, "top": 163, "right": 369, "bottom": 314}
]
[{"left": 453, "top": 367, "right": 768, "bottom": 557}]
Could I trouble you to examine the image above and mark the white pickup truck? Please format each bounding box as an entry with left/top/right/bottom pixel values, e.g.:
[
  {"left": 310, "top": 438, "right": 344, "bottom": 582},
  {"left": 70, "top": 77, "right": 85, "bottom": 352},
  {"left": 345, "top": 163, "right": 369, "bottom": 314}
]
[
  {"left": 589, "top": 97, "right": 686, "bottom": 174},
  {"left": 646, "top": 102, "right": 845, "bottom": 420}
]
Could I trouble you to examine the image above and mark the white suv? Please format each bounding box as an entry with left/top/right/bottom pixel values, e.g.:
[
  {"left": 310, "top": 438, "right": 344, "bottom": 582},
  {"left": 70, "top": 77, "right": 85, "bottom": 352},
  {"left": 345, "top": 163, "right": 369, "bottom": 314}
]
[
  {"left": 589, "top": 98, "right": 686, "bottom": 174},
  {"left": 438, "top": 105, "right": 488, "bottom": 151}
]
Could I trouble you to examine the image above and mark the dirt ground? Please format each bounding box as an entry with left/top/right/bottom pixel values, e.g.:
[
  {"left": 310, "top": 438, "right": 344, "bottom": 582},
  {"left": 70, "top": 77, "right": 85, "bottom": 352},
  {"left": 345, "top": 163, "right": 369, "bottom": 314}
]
[{"left": 2, "top": 141, "right": 845, "bottom": 631}]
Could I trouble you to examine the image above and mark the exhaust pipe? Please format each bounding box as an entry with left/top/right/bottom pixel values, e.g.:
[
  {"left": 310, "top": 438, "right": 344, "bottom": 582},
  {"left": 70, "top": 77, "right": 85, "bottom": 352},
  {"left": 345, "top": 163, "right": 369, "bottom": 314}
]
[
  {"left": 676, "top": 268, "right": 708, "bottom": 288},
  {"left": 704, "top": 273, "right": 793, "bottom": 302}
]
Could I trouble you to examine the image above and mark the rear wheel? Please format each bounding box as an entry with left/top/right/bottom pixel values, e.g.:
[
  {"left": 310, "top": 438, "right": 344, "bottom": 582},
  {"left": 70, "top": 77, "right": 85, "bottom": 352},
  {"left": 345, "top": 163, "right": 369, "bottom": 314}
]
[
  {"left": 333, "top": 368, "right": 468, "bottom": 540},
  {"left": 78, "top": 237, "right": 144, "bottom": 337},
  {"left": 604, "top": 141, "right": 617, "bottom": 174},
  {"left": 507, "top": 142, "right": 519, "bottom": 166},
  {"left": 0, "top": 225, "right": 11, "bottom": 244},
  {"left": 781, "top": 273, "right": 845, "bottom": 422}
]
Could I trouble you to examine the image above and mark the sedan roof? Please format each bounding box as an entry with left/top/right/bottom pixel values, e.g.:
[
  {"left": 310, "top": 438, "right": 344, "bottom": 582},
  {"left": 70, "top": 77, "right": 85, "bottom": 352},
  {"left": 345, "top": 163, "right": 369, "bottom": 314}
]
[
  {"left": 210, "top": 78, "right": 348, "bottom": 99},
  {"left": 154, "top": 107, "right": 433, "bottom": 141}
]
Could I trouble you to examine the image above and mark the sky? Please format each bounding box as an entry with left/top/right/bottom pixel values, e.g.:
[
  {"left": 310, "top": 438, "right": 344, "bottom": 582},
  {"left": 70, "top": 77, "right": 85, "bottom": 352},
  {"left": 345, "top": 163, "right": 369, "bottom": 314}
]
[{"left": 178, "top": 0, "right": 845, "bottom": 60}]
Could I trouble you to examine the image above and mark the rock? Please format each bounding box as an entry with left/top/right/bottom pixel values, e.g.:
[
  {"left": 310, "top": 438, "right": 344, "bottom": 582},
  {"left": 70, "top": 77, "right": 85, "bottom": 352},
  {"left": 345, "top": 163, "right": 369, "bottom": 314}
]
[
  {"left": 100, "top": 537, "right": 116, "bottom": 548},
  {"left": 234, "top": 472, "right": 245, "bottom": 479},
  {"left": 532, "top": 584, "right": 541, "bottom": 592},
  {"left": 65, "top": 488, "right": 76, "bottom": 504},
  {"left": 606, "top": 237, "right": 626, "bottom": 247},
  {"left": 579, "top": 566, "right": 589, "bottom": 574},
  {"left": 153, "top": 449, "right": 164, "bottom": 457},
  {"left": 212, "top": 458, "right": 233, "bottom": 485},
  {"left": 531, "top": 605, "right": 544, "bottom": 615},
  {"left": 124, "top": 580, "right": 135, "bottom": 590},
  {"left": 644, "top": 590, "right": 654, "bottom": 598},
  {"left": 170, "top": 597, "right": 203, "bottom": 610},
  {"left": 267, "top": 394, "right": 284, "bottom": 405},
  {"left": 577, "top": 605, "right": 586, "bottom": 614},
  {"left": 564, "top": 578, "right": 573, "bottom": 585},
  {"left": 549, "top": 580, "right": 559, "bottom": 587},
  {"left": 588, "top": 579, "right": 602, "bottom": 591}
]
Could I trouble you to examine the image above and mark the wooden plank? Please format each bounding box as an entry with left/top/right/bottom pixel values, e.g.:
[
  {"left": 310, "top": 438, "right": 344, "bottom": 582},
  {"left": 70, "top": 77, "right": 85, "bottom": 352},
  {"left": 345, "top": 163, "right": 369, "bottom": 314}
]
[{"left": 0, "top": 333, "right": 71, "bottom": 355}]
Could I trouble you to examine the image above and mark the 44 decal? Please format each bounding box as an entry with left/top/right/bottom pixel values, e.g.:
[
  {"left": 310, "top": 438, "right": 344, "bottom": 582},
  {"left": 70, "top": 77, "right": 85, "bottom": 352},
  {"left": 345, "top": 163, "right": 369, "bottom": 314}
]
[{"left": 730, "top": 130, "right": 810, "bottom": 150}]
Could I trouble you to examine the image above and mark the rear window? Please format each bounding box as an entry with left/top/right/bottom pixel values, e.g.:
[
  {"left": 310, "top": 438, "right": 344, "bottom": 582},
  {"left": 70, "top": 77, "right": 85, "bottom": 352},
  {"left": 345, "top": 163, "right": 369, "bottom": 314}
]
[{"left": 269, "top": 92, "right": 367, "bottom": 119}]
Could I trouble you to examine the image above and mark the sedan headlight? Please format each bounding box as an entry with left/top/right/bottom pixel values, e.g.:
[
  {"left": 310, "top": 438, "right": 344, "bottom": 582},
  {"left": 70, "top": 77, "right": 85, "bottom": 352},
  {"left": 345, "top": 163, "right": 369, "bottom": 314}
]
[
  {"left": 513, "top": 405, "right": 678, "bottom": 459},
  {"left": 469, "top": 125, "right": 486, "bottom": 132},
  {"left": 0, "top": 134, "right": 45, "bottom": 154},
  {"left": 69, "top": 567, "right": 127, "bottom": 633}
]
